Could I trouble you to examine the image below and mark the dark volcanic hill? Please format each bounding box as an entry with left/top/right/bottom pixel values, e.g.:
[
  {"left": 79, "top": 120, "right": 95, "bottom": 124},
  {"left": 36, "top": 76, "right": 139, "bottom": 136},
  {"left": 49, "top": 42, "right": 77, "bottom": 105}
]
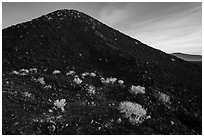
[{"left": 2, "top": 9, "right": 202, "bottom": 135}]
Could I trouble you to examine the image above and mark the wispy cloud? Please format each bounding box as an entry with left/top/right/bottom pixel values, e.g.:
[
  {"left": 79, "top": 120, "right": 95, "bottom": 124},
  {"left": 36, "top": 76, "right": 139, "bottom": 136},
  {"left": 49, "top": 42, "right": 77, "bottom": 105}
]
[{"left": 114, "top": 3, "right": 202, "bottom": 54}]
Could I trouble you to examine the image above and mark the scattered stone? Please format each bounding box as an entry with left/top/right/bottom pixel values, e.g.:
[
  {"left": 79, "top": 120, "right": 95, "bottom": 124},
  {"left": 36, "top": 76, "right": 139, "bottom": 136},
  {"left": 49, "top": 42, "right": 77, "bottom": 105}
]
[
  {"left": 48, "top": 109, "right": 53, "bottom": 113},
  {"left": 12, "top": 70, "right": 19, "bottom": 75},
  {"left": 116, "top": 118, "right": 122, "bottom": 124},
  {"left": 66, "top": 70, "right": 75, "bottom": 76},
  {"left": 90, "top": 72, "right": 96, "bottom": 77},
  {"left": 44, "top": 85, "right": 52, "bottom": 89},
  {"left": 19, "top": 69, "right": 29, "bottom": 75},
  {"left": 118, "top": 80, "right": 124, "bottom": 85},
  {"left": 22, "top": 92, "right": 32, "bottom": 98},
  {"left": 53, "top": 70, "right": 61, "bottom": 75},
  {"left": 170, "top": 121, "right": 175, "bottom": 125},
  {"left": 146, "top": 115, "right": 151, "bottom": 119},
  {"left": 81, "top": 72, "right": 89, "bottom": 77},
  {"left": 29, "top": 68, "right": 37, "bottom": 73},
  {"left": 37, "top": 77, "right": 46, "bottom": 85}
]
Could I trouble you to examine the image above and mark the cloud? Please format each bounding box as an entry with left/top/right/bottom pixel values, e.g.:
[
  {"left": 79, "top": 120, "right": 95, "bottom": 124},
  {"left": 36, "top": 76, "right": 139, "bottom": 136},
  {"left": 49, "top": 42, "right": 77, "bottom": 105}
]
[{"left": 119, "top": 3, "right": 202, "bottom": 54}]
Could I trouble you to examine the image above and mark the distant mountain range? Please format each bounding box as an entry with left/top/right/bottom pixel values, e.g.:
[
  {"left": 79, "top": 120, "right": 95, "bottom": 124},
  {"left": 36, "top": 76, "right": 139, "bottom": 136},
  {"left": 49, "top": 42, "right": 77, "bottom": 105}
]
[
  {"left": 172, "top": 52, "right": 202, "bottom": 62},
  {"left": 2, "top": 9, "right": 202, "bottom": 135}
]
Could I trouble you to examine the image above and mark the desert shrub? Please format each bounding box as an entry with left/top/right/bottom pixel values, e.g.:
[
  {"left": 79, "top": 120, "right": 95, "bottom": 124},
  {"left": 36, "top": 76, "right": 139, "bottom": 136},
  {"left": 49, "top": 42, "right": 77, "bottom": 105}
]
[
  {"left": 118, "top": 101, "right": 148, "bottom": 125},
  {"left": 100, "top": 77, "right": 117, "bottom": 84},
  {"left": 157, "top": 92, "right": 170, "bottom": 103},
  {"left": 37, "top": 77, "right": 46, "bottom": 85},
  {"left": 129, "top": 85, "right": 145, "bottom": 95},
  {"left": 73, "top": 77, "right": 82, "bottom": 85},
  {"left": 87, "top": 85, "right": 96, "bottom": 95},
  {"left": 54, "top": 99, "right": 66, "bottom": 112}
]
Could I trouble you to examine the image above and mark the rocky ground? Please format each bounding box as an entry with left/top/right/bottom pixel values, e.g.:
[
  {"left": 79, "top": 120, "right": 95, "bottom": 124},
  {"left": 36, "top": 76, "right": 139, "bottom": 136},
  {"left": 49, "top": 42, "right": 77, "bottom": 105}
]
[{"left": 2, "top": 67, "right": 202, "bottom": 135}]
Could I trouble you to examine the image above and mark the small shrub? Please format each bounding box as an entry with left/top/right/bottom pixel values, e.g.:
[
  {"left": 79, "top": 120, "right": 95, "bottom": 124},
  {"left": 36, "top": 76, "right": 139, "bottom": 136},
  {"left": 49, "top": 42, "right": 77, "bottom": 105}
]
[
  {"left": 118, "top": 101, "right": 148, "bottom": 125},
  {"left": 101, "top": 77, "right": 117, "bottom": 84},
  {"left": 87, "top": 85, "right": 96, "bottom": 95},
  {"left": 158, "top": 92, "right": 170, "bottom": 103},
  {"left": 22, "top": 92, "right": 32, "bottom": 98},
  {"left": 129, "top": 85, "right": 145, "bottom": 95},
  {"left": 54, "top": 99, "right": 66, "bottom": 112},
  {"left": 73, "top": 77, "right": 82, "bottom": 84},
  {"left": 37, "top": 77, "right": 46, "bottom": 85},
  {"left": 66, "top": 70, "right": 75, "bottom": 76}
]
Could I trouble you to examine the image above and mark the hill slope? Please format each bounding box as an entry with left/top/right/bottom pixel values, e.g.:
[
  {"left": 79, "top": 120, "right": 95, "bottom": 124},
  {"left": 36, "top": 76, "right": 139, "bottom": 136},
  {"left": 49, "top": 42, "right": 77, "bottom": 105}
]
[{"left": 2, "top": 9, "right": 202, "bottom": 135}]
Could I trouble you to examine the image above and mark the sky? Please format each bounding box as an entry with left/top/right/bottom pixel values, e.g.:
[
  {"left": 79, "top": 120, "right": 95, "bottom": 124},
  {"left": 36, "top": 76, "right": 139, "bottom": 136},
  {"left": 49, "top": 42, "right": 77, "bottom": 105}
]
[{"left": 2, "top": 2, "right": 202, "bottom": 55}]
